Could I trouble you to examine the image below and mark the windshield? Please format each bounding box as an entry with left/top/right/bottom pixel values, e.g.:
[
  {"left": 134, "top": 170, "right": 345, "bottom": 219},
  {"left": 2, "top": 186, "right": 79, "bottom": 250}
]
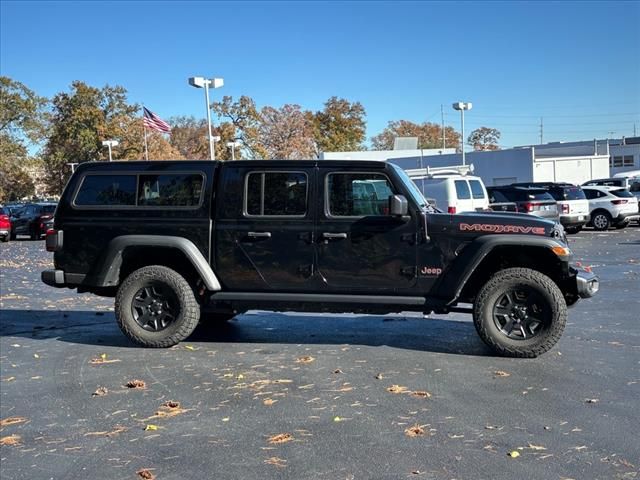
[{"left": 390, "top": 164, "right": 436, "bottom": 211}]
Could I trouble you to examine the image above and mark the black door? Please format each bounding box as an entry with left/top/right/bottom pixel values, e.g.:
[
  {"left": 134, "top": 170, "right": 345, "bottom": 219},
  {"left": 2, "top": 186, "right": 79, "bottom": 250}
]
[
  {"left": 315, "top": 168, "right": 418, "bottom": 293},
  {"left": 215, "top": 167, "right": 316, "bottom": 291},
  {"left": 13, "top": 205, "right": 33, "bottom": 234}
]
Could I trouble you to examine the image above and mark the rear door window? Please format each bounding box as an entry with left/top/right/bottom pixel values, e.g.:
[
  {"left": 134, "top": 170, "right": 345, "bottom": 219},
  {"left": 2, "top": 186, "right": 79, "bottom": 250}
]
[
  {"left": 75, "top": 175, "right": 137, "bottom": 206},
  {"left": 245, "top": 171, "right": 308, "bottom": 216},
  {"left": 469, "top": 180, "right": 486, "bottom": 199},
  {"left": 454, "top": 180, "right": 471, "bottom": 200},
  {"left": 327, "top": 172, "right": 394, "bottom": 217}
]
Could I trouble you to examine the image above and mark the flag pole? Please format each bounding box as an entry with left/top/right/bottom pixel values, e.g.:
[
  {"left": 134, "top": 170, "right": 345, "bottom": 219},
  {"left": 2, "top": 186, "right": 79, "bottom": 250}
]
[{"left": 142, "top": 105, "right": 149, "bottom": 161}]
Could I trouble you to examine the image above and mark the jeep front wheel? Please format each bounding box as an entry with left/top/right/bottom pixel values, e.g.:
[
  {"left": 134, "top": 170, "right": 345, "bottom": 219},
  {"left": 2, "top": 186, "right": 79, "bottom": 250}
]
[
  {"left": 115, "top": 265, "right": 200, "bottom": 347},
  {"left": 473, "top": 268, "right": 567, "bottom": 358}
]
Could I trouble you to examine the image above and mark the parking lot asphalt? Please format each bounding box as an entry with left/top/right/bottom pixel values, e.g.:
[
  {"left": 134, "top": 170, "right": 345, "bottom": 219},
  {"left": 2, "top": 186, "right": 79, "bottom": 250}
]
[{"left": 1, "top": 227, "right": 639, "bottom": 480}]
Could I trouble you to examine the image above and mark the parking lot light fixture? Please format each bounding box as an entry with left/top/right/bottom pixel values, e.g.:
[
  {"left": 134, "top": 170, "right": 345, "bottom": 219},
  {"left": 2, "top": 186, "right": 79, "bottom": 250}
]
[
  {"left": 101, "top": 140, "right": 119, "bottom": 162},
  {"left": 226, "top": 141, "right": 241, "bottom": 160},
  {"left": 188, "top": 76, "right": 224, "bottom": 160},
  {"left": 452, "top": 102, "right": 473, "bottom": 166}
]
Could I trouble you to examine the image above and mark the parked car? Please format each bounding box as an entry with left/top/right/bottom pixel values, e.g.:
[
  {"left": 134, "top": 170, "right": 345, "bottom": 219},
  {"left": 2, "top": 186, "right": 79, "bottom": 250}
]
[
  {"left": 511, "top": 182, "right": 590, "bottom": 233},
  {"left": 582, "top": 186, "right": 640, "bottom": 230},
  {"left": 42, "top": 159, "right": 599, "bottom": 358},
  {"left": 10, "top": 202, "right": 57, "bottom": 240},
  {"left": 487, "top": 201, "right": 518, "bottom": 213},
  {"left": 583, "top": 172, "right": 640, "bottom": 190},
  {"left": 406, "top": 166, "right": 489, "bottom": 214},
  {"left": 0, "top": 207, "right": 11, "bottom": 242},
  {"left": 486, "top": 186, "right": 559, "bottom": 221}
]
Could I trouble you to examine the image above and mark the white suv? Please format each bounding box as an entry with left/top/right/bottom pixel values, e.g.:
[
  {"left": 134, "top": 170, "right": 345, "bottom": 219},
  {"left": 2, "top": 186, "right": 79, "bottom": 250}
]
[
  {"left": 582, "top": 186, "right": 640, "bottom": 230},
  {"left": 406, "top": 165, "right": 489, "bottom": 214}
]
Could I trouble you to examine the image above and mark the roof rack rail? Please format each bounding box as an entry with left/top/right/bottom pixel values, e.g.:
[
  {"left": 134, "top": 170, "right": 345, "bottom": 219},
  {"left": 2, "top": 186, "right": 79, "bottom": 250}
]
[{"left": 405, "top": 163, "right": 475, "bottom": 179}]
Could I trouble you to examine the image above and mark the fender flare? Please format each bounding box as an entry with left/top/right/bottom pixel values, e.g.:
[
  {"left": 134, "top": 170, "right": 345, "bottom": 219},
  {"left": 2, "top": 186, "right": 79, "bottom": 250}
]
[
  {"left": 434, "top": 234, "right": 565, "bottom": 304},
  {"left": 94, "top": 235, "right": 221, "bottom": 291}
]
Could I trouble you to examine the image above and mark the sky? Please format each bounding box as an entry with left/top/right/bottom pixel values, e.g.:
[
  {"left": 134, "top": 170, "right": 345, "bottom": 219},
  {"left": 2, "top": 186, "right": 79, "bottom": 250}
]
[{"left": 1, "top": 0, "right": 639, "bottom": 150}]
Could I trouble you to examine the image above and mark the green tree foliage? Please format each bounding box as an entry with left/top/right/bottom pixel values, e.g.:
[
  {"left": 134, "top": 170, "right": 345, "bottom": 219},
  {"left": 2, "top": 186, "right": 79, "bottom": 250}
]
[
  {"left": 311, "top": 97, "right": 366, "bottom": 154},
  {"left": 468, "top": 127, "right": 501, "bottom": 151},
  {"left": 371, "top": 120, "right": 460, "bottom": 151},
  {"left": 42, "top": 81, "right": 140, "bottom": 193},
  {"left": 0, "top": 77, "right": 47, "bottom": 201},
  {"left": 212, "top": 95, "right": 266, "bottom": 159}
]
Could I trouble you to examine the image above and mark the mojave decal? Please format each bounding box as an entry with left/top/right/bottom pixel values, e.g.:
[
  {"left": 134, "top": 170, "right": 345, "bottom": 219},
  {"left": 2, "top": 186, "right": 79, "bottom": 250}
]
[{"left": 460, "top": 223, "right": 546, "bottom": 235}]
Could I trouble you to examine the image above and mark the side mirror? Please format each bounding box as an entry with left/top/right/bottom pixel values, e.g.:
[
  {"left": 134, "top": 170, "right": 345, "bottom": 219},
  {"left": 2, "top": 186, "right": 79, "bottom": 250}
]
[{"left": 389, "top": 195, "right": 408, "bottom": 216}]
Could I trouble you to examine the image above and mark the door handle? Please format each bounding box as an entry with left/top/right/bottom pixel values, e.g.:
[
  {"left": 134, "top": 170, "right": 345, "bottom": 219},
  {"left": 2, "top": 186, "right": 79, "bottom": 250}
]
[
  {"left": 322, "top": 232, "right": 347, "bottom": 239},
  {"left": 247, "top": 231, "right": 271, "bottom": 238}
]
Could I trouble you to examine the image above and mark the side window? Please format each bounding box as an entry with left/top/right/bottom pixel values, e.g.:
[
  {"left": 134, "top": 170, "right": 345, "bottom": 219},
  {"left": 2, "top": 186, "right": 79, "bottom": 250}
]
[
  {"left": 245, "top": 171, "right": 307, "bottom": 216},
  {"left": 75, "top": 175, "right": 137, "bottom": 206},
  {"left": 584, "top": 189, "right": 598, "bottom": 200},
  {"left": 469, "top": 180, "right": 486, "bottom": 199},
  {"left": 327, "top": 172, "right": 394, "bottom": 217},
  {"left": 454, "top": 180, "right": 471, "bottom": 200},
  {"left": 489, "top": 190, "right": 509, "bottom": 203},
  {"left": 138, "top": 174, "right": 203, "bottom": 207}
]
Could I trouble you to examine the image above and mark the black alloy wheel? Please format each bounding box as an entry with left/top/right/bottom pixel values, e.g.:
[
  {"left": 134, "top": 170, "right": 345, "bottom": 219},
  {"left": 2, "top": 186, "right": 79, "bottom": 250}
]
[
  {"left": 492, "top": 287, "right": 549, "bottom": 340},
  {"left": 131, "top": 283, "right": 179, "bottom": 332}
]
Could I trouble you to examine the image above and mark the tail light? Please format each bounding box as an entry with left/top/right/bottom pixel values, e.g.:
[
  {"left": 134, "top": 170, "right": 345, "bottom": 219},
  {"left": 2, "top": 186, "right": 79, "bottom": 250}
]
[
  {"left": 448, "top": 206, "right": 457, "bottom": 214},
  {"left": 521, "top": 202, "right": 537, "bottom": 212},
  {"left": 561, "top": 204, "right": 570, "bottom": 214},
  {"left": 611, "top": 199, "right": 628, "bottom": 205},
  {"left": 40, "top": 215, "right": 53, "bottom": 220},
  {"left": 0, "top": 214, "right": 8, "bottom": 222}
]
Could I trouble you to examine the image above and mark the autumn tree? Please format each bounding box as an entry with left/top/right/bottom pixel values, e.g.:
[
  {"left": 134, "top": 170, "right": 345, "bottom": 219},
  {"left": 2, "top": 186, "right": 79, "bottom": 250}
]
[
  {"left": 259, "top": 104, "right": 316, "bottom": 159},
  {"left": 168, "top": 116, "right": 237, "bottom": 160},
  {"left": 468, "top": 127, "right": 501, "bottom": 151},
  {"left": 42, "top": 81, "right": 140, "bottom": 193},
  {"left": 0, "top": 76, "right": 48, "bottom": 201},
  {"left": 371, "top": 120, "right": 460, "bottom": 151},
  {"left": 211, "top": 95, "right": 266, "bottom": 159},
  {"left": 311, "top": 96, "right": 366, "bottom": 154}
]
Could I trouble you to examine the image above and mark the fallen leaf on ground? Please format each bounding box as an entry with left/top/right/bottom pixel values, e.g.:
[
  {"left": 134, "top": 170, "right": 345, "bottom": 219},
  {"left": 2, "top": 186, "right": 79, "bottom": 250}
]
[
  {"left": 527, "top": 443, "right": 547, "bottom": 451},
  {"left": 333, "top": 416, "right": 342, "bottom": 422},
  {"left": 411, "top": 391, "right": 432, "bottom": 398},
  {"left": 267, "top": 433, "right": 293, "bottom": 444},
  {"left": 126, "top": 379, "right": 146, "bottom": 389},
  {"left": 90, "top": 357, "right": 121, "bottom": 365},
  {"left": 333, "top": 369, "right": 343, "bottom": 374},
  {"left": 494, "top": 370, "right": 511, "bottom": 377},
  {"left": 586, "top": 398, "right": 599, "bottom": 404},
  {"left": 136, "top": 468, "right": 156, "bottom": 479},
  {"left": 263, "top": 398, "right": 277, "bottom": 406},
  {"left": 296, "top": 356, "right": 315, "bottom": 363},
  {"left": 145, "top": 424, "right": 159, "bottom": 431},
  {"left": 264, "top": 457, "right": 287, "bottom": 468},
  {"left": 387, "top": 385, "right": 408, "bottom": 394},
  {"left": 92, "top": 387, "right": 108, "bottom": 397},
  {"left": 184, "top": 345, "right": 196, "bottom": 351},
  {"left": 0, "top": 434, "right": 21, "bottom": 446},
  {"left": 84, "top": 425, "right": 127, "bottom": 437},
  {"left": 375, "top": 373, "right": 383, "bottom": 380},
  {"left": 145, "top": 401, "right": 188, "bottom": 420},
  {"left": 404, "top": 424, "right": 425, "bottom": 437},
  {"left": 0, "top": 416, "right": 28, "bottom": 428},
  {"left": 508, "top": 450, "right": 520, "bottom": 458}
]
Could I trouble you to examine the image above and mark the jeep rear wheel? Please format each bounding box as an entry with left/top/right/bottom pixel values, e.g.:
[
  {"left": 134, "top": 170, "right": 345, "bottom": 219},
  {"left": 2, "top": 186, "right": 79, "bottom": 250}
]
[
  {"left": 473, "top": 268, "right": 567, "bottom": 358},
  {"left": 115, "top": 265, "right": 200, "bottom": 347}
]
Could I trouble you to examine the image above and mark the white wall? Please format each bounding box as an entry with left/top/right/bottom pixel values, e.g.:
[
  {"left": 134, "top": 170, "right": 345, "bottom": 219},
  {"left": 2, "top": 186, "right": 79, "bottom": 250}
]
[
  {"left": 532, "top": 156, "right": 610, "bottom": 184},
  {"left": 609, "top": 144, "right": 640, "bottom": 176},
  {"left": 320, "top": 148, "right": 456, "bottom": 161}
]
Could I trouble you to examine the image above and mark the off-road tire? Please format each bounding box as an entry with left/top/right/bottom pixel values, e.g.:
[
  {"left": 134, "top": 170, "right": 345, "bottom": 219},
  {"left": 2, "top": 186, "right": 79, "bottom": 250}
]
[
  {"left": 30, "top": 228, "right": 38, "bottom": 240},
  {"left": 115, "top": 265, "right": 200, "bottom": 347},
  {"left": 591, "top": 210, "right": 611, "bottom": 231},
  {"left": 473, "top": 267, "right": 567, "bottom": 358}
]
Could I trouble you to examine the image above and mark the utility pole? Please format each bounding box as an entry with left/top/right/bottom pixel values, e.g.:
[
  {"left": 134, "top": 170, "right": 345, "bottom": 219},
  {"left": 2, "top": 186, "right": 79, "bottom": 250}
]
[
  {"left": 539, "top": 117, "right": 543, "bottom": 144},
  {"left": 441, "top": 104, "right": 445, "bottom": 149}
]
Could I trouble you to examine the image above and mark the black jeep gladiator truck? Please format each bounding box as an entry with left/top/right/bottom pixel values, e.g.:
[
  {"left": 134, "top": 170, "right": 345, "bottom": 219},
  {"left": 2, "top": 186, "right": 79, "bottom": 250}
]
[{"left": 42, "top": 160, "right": 599, "bottom": 357}]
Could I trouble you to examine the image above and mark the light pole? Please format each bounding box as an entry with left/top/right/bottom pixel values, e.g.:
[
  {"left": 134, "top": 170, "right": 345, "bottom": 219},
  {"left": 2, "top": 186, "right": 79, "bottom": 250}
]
[
  {"left": 188, "top": 76, "right": 224, "bottom": 160},
  {"left": 101, "top": 140, "right": 119, "bottom": 162},
  {"left": 211, "top": 135, "right": 221, "bottom": 159},
  {"left": 452, "top": 102, "right": 472, "bottom": 165},
  {"left": 226, "top": 141, "right": 241, "bottom": 160}
]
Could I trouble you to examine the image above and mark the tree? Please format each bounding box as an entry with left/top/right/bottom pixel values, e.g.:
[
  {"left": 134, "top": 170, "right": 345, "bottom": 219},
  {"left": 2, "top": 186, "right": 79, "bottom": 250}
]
[
  {"left": 212, "top": 95, "right": 266, "bottom": 159},
  {"left": 0, "top": 77, "right": 47, "bottom": 201},
  {"left": 311, "top": 97, "right": 366, "bottom": 154},
  {"left": 371, "top": 120, "right": 460, "bottom": 151},
  {"left": 42, "top": 81, "right": 140, "bottom": 193},
  {"left": 259, "top": 104, "right": 316, "bottom": 159},
  {"left": 468, "top": 127, "right": 501, "bottom": 151}
]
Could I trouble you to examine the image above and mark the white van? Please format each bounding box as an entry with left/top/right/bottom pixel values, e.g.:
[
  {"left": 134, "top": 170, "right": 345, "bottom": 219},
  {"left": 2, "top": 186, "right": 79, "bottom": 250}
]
[{"left": 406, "top": 165, "right": 489, "bottom": 214}]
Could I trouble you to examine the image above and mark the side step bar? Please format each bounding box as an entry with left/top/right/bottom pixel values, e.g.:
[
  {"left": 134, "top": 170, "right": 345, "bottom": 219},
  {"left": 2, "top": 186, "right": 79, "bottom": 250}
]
[{"left": 210, "top": 292, "right": 427, "bottom": 306}]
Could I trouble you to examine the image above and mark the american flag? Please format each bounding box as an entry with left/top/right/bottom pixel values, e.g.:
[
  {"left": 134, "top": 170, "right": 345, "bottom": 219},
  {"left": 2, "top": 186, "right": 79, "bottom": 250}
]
[{"left": 143, "top": 107, "right": 171, "bottom": 133}]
